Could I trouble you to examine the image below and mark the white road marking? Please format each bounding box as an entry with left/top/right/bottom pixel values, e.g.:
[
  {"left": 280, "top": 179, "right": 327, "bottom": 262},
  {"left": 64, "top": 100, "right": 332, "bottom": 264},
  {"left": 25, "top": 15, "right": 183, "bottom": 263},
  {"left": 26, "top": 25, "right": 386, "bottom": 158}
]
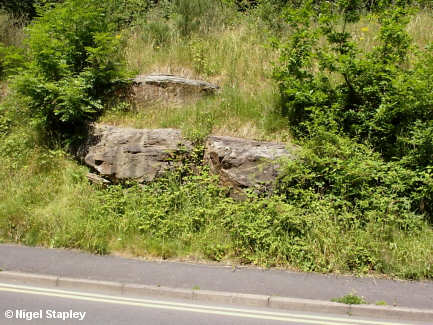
[{"left": 0, "top": 283, "right": 413, "bottom": 325}]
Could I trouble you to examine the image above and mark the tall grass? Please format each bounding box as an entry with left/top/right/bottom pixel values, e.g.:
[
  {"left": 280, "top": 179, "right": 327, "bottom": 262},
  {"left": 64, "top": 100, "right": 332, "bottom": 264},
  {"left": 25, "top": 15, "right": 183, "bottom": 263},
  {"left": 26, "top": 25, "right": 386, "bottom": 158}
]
[
  {"left": 101, "top": 4, "right": 287, "bottom": 141},
  {"left": 101, "top": 7, "right": 433, "bottom": 142},
  {"left": 0, "top": 13, "right": 25, "bottom": 47}
]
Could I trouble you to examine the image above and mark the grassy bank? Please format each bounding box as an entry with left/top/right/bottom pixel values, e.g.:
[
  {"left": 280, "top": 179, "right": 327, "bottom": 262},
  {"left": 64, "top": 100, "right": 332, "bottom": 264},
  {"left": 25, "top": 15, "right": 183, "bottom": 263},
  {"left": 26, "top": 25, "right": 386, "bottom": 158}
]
[
  {"left": 0, "top": 1, "right": 432, "bottom": 280},
  {"left": 0, "top": 133, "right": 432, "bottom": 279}
]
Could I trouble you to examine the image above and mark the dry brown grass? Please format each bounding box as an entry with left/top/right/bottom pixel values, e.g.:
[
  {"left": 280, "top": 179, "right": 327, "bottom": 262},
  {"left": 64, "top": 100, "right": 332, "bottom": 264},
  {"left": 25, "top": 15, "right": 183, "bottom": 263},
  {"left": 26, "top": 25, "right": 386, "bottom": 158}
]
[
  {"left": 103, "top": 18, "right": 284, "bottom": 142},
  {"left": 0, "top": 13, "right": 26, "bottom": 47}
]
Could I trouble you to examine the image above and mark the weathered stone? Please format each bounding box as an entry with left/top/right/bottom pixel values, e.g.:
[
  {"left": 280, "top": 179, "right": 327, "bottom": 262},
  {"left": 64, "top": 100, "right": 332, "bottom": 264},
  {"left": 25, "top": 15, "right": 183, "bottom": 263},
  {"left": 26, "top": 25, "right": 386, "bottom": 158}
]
[
  {"left": 84, "top": 125, "right": 192, "bottom": 182},
  {"left": 204, "top": 136, "right": 296, "bottom": 196},
  {"left": 132, "top": 74, "right": 219, "bottom": 104},
  {"left": 86, "top": 172, "right": 111, "bottom": 186}
]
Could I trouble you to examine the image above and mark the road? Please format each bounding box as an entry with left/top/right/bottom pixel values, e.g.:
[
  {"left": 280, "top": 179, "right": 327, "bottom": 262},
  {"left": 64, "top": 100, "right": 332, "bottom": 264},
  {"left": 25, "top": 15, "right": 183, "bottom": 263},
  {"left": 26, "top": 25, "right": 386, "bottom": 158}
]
[
  {"left": 2, "top": 244, "right": 433, "bottom": 310},
  {"left": 0, "top": 282, "right": 427, "bottom": 325}
]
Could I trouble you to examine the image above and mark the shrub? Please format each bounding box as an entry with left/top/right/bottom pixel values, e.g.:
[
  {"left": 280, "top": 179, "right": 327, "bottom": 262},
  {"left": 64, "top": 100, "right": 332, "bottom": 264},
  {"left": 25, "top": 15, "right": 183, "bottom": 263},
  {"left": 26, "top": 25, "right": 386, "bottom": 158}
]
[
  {"left": 11, "top": 0, "right": 129, "bottom": 138},
  {"left": 273, "top": 1, "right": 433, "bottom": 223},
  {"left": 276, "top": 132, "right": 428, "bottom": 227},
  {"left": 102, "top": 0, "right": 154, "bottom": 29},
  {"left": 274, "top": 1, "right": 433, "bottom": 163}
]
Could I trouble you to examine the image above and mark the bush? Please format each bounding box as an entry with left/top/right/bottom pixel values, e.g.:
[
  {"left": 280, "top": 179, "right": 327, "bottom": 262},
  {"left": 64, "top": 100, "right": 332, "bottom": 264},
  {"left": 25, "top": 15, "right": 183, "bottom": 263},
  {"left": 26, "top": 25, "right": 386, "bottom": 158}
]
[
  {"left": 102, "top": 0, "right": 154, "bottom": 29},
  {"left": 273, "top": 1, "right": 433, "bottom": 223},
  {"left": 274, "top": 2, "right": 433, "bottom": 165},
  {"left": 274, "top": 5, "right": 433, "bottom": 158},
  {"left": 276, "top": 132, "right": 429, "bottom": 226},
  {"left": 0, "top": 43, "right": 25, "bottom": 79},
  {"left": 11, "top": 0, "right": 129, "bottom": 138}
]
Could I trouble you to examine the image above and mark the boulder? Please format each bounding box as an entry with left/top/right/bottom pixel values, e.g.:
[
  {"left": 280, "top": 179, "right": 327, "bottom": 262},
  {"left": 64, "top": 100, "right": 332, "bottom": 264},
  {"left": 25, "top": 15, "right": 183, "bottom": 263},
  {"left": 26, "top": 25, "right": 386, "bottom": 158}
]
[
  {"left": 204, "top": 136, "right": 296, "bottom": 196},
  {"left": 84, "top": 125, "right": 192, "bottom": 182},
  {"left": 132, "top": 74, "right": 219, "bottom": 104}
]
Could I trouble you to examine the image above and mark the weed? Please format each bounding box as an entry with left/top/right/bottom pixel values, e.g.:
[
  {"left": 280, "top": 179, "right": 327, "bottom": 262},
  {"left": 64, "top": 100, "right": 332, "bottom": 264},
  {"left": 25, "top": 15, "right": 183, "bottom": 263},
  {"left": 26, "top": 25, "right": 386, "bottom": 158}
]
[{"left": 332, "top": 293, "right": 367, "bottom": 305}]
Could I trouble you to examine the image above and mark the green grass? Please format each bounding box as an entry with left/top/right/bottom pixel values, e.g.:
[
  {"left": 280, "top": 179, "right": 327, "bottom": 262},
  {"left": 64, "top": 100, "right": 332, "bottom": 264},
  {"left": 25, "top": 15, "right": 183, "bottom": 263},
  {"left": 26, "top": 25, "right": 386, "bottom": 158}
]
[{"left": 101, "top": 85, "right": 289, "bottom": 142}]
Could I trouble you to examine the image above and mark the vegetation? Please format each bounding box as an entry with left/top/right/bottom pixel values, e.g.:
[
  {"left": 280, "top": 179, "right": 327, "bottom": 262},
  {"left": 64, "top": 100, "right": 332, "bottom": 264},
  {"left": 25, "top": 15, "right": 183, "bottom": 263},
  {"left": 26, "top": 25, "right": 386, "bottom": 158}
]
[
  {"left": 332, "top": 293, "right": 367, "bottom": 305},
  {"left": 0, "top": 0, "right": 432, "bottom": 280},
  {"left": 10, "top": 0, "right": 129, "bottom": 140}
]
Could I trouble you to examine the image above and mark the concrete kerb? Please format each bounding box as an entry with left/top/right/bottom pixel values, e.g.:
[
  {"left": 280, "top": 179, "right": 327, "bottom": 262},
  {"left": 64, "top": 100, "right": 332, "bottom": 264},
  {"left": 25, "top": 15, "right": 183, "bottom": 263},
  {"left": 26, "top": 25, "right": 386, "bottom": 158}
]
[
  {"left": 349, "top": 304, "right": 433, "bottom": 322},
  {"left": 58, "top": 277, "right": 123, "bottom": 295},
  {"left": 0, "top": 271, "right": 58, "bottom": 287},
  {"left": 1, "top": 271, "right": 432, "bottom": 322}
]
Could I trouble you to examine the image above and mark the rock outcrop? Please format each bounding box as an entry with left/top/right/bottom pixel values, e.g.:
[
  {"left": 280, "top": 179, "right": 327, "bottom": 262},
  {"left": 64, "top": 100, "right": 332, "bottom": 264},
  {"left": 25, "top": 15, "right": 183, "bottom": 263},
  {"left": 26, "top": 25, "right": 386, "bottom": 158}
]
[
  {"left": 205, "top": 136, "right": 296, "bottom": 196},
  {"left": 84, "top": 125, "right": 192, "bottom": 183},
  {"left": 132, "top": 74, "right": 219, "bottom": 104},
  {"left": 84, "top": 125, "right": 295, "bottom": 196}
]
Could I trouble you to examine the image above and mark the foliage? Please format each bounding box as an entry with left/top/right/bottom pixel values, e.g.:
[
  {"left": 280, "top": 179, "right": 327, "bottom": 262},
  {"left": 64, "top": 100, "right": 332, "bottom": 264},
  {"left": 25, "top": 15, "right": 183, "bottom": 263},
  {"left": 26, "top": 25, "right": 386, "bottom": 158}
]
[
  {"left": 273, "top": 1, "right": 433, "bottom": 223},
  {"left": 274, "top": 1, "right": 433, "bottom": 164},
  {"left": 0, "top": 1, "right": 65, "bottom": 19},
  {"left": 11, "top": 0, "right": 129, "bottom": 138},
  {"left": 277, "top": 132, "right": 430, "bottom": 226},
  {"left": 332, "top": 293, "right": 367, "bottom": 304},
  {"left": 0, "top": 43, "right": 25, "bottom": 79},
  {"left": 0, "top": 130, "right": 431, "bottom": 278},
  {"left": 102, "top": 0, "right": 154, "bottom": 29}
]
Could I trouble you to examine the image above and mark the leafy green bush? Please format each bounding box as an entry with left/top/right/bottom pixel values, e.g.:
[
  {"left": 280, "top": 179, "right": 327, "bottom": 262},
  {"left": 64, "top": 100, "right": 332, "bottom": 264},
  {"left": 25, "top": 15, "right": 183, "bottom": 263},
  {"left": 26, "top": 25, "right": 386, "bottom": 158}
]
[
  {"left": 273, "top": 1, "right": 433, "bottom": 223},
  {"left": 276, "top": 132, "right": 428, "bottom": 227},
  {"left": 274, "top": 2, "right": 433, "bottom": 163},
  {"left": 102, "top": 0, "right": 154, "bottom": 29},
  {"left": 11, "top": 0, "right": 129, "bottom": 138}
]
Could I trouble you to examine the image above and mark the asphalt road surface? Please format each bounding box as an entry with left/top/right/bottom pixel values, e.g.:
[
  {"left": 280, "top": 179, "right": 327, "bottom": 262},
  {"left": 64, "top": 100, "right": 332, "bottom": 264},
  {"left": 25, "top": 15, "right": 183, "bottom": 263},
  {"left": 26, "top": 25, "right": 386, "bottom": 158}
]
[
  {"left": 2, "top": 244, "right": 433, "bottom": 310},
  {"left": 0, "top": 282, "right": 428, "bottom": 325}
]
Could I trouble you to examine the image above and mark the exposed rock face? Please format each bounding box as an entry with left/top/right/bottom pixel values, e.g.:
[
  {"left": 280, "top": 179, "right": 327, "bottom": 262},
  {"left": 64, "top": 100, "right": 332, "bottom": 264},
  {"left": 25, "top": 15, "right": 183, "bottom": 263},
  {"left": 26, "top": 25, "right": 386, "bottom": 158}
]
[
  {"left": 205, "top": 136, "right": 296, "bottom": 195},
  {"left": 84, "top": 125, "right": 192, "bottom": 182},
  {"left": 132, "top": 74, "right": 219, "bottom": 104},
  {"left": 84, "top": 125, "right": 295, "bottom": 196}
]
